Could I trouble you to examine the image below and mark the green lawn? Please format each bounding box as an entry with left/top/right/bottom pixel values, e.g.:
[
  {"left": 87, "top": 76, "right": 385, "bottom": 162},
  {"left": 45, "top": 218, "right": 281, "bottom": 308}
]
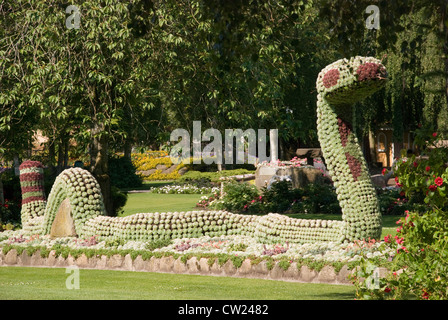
[
  {"left": 0, "top": 266, "right": 355, "bottom": 300},
  {"left": 120, "top": 193, "right": 202, "bottom": 216}
]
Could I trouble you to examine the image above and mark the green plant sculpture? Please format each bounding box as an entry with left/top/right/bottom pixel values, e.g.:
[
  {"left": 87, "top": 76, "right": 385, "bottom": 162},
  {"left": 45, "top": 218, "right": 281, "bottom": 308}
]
[
  {"left": 19, "top": 161, "right": 47, "bottom": 234},
  {"left": 41, "top": 166, "right": 106, "bottom": 237},
  {"left": 316, "top": 56, "right": 387, "bottom": 241},
  {"left": 16, "top": 58, "right": 386, "bottom": 244},
  {"left": 19, "top": 161, "right": 105, "bottom": 237}
]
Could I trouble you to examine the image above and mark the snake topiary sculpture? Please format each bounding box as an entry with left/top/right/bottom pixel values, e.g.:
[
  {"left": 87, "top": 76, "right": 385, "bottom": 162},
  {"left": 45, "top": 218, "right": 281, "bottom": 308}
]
[
  {"left": 316, "top": 56, "right": 387, "bottom": 241},
  {"left": 15, "top": 57, "right": 387, "bottom": 244},
  {"left": 18, "top": 161, "right": 343, "bottom": 243}
]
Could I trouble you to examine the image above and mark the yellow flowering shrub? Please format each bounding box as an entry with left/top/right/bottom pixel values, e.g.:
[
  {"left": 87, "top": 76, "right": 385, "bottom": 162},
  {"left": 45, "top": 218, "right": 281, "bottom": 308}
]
[
  {"left": 145, "top": 167, "right": 183, "bottom": 181},
  {"left": 131, "top": 151, "right": 169, "bottom": 171},
  {"left": 131, "top": 152, "right": 186, "bottom": 181}
]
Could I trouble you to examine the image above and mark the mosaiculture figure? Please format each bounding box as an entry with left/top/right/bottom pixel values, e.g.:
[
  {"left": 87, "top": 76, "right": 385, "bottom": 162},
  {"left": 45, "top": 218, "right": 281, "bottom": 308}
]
[{"left": 17, "top": 56, "right": 387, "bottom": 244}]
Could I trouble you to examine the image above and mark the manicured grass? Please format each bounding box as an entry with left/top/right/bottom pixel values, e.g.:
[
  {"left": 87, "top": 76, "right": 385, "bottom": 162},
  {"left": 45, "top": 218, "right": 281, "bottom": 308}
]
[
  {"left": 120, "top": 193, "right": 202, "bottom": 217},
  {"left": 0, "top": 266, "right": 354, "bottom": 300}
]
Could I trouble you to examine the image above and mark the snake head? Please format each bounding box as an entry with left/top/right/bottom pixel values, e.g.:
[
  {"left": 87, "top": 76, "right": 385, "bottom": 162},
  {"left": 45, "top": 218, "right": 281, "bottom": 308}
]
[{"left": 316, "top": 56, "right": 388, "bottom": 105}]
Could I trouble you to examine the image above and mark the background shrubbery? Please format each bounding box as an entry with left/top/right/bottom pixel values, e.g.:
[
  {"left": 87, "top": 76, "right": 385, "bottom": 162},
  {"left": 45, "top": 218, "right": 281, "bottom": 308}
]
[
  {"left": 210, "top": 180, "right": 342, "bottom": 215},
  {"left": 208, "top": 179, "right": 413, "bottom": 217},
  {"left": 179, "top": 168, "right": 254, "bottom": 183},
  {"left": 109, "top": 156, "right": 143, "bottom": 189},
  {"left": 0, "top": 170, "right": 21, "bottom": 227}
]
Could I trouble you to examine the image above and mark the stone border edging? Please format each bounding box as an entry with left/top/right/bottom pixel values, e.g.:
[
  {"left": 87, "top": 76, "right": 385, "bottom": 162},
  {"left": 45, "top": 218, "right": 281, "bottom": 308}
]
[{"left": 0, "top": 248, "right": 356, "bottom": 285}]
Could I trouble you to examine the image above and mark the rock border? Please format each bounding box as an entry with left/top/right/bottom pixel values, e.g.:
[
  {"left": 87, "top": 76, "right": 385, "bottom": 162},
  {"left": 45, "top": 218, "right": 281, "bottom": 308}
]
[{"left": 0, "top": 248, "right": 355, "bottom": 285}]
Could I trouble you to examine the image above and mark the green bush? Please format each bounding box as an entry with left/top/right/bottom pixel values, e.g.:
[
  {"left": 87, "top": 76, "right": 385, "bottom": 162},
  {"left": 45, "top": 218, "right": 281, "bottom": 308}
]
[
  {"left": 212, "top": 180, "right": 342, "bottom": 215},
  {"left": 108, "top": 156, "right": 143, "bottom": 189},
  {"left": 0, "top": 198, "right": 21, "bottom": 226},
  {"left": 214, "top": 178, "right": 418, "bottom": 217},
  {"left": 213, "top": 181, "right": 260, "bottom": 213},
  {"left": 0, "top": 169, "right": 21, "bottom": 225},
  {"left": 178, "top": 177, "right": 215, "bottom": 189},
  {"left": 291, "top": 183, "right": 341, "bottom": 214},
  {"left": 111, "top": 186, "right": 128, "bottom": 217},
  {"left": 261, "top": 181, "right": 302, "bottom": 213},
  {"left": 261, "top": 181, "right": 341, "bottom": 214},
  {"left": 376, "top": 188, "right": 417, "bottom": 216}
]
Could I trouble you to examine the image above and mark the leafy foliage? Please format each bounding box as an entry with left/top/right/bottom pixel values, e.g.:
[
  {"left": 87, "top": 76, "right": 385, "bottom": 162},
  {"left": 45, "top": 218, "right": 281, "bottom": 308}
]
[
  {"left": 353, "top": 127, "right": 448, "bottom": 299},
  {"left": 211, "top": 180, "right": 341, "bottom": 215},
  {"left": 261, "top": 181, "right": 341, "bottom": 214},
  {"left": 110, "top": 186, "right": 128, "bottom": 217},
  {"left": 214, "top": 181, "right": 260, "bottom": 213}
]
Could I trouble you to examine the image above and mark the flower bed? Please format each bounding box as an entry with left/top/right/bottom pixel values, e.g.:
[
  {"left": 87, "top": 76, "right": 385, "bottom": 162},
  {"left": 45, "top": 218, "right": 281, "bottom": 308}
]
[
  {"left": 0, "top": 230, "right": 395, "bottom": 284},
  {"left": 0, "top": 206, "right": 395, "bottom": 269},
  {"left": 149, "top": 184, "right": 220, "bottom": 195},
  {"left": 257, "top": 158, "right": 308, "bottom": 168}
]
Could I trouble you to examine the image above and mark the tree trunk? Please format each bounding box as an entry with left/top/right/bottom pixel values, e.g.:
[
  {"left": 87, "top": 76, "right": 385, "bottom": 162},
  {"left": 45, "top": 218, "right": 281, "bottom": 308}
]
[
  {"left": 57, "top": 138, "right": 64, "bottom": 174},
  {"left": 124, "top": 139, "right": 132, "bottom": 160},
  {"left": 123, "top": 103, "right": 133, "bottom": 160},
  {"left": 90, "top": 122, "right": 113, "bottom": 216},
  {"left": 442, "top": 0, "right": 448, "bottom": 112},
  {"left": 13, "top": 155, "right": 20, "bottom": 176},
  {"left": 48, "top": 139, "right": 57, "bottom": 180},
  {"left": 63, "top": 138, "right": 69, "bottom": 168}
]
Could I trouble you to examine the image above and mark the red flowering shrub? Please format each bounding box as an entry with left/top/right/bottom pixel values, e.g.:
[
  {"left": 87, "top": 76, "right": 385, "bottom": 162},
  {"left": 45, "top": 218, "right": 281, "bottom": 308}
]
[
  {"left": 0, "top": 198, "right": 21, "bottom": 227},
  {"left": 354, "top": 127, "right": 448, "bottom": 300}
]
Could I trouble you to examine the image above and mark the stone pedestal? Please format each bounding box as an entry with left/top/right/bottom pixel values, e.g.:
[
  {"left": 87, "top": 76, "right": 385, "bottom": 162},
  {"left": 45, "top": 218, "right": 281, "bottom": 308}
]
[
  {"left": 254, "top": 166, "right": 278, "bottom": 189},
  {"left": 255, "top": 166, "right": 325, "bottom": 190}
]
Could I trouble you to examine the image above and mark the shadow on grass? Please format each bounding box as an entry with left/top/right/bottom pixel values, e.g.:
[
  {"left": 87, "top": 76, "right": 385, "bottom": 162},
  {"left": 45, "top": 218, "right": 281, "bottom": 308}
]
[{"left": 313, "top": 289, "right": 355, "bottom": 300}]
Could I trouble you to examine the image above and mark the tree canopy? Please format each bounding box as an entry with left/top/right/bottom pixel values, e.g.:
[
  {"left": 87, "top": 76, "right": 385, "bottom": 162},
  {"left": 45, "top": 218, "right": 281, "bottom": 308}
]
[{"left": 1, "top": 0, "right": 447, "bottom": 208}]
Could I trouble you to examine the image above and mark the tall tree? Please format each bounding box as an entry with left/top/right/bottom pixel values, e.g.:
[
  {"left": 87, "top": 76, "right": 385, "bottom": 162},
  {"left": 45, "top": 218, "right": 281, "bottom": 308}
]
[
  {"left": 0, "top": 0, "right": 160, "bottom": 215},
  {"left": 147, "top": 0, "right": 336, "bottom": 158}
]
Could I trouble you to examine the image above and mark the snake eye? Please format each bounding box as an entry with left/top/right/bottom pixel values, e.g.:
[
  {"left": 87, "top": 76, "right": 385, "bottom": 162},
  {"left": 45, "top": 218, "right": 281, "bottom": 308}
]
[{"left": 322, "top": 68, "right": 340, "bottom": 88}]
